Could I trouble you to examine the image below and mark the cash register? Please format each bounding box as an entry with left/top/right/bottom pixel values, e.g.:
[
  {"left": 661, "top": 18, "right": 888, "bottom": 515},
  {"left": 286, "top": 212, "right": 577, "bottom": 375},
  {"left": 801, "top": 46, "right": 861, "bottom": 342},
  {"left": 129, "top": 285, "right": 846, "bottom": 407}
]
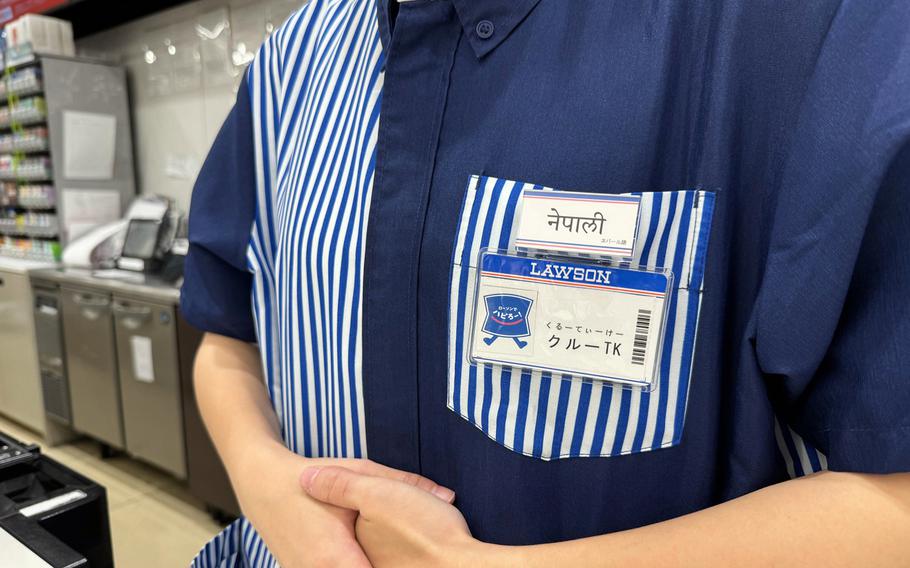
[
  {"left": 62, "top": 195, "right": 189, "bottom": 283},
  {"left": 0, "top": 431, "right": 113, "bottom": 567}
]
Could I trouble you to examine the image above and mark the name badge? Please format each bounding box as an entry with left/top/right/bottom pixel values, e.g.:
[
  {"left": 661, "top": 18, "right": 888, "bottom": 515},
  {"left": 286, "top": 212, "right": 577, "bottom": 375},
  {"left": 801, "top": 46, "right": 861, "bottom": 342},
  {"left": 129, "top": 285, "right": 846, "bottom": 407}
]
[
  {"left": 514, "top": 189, "right": 642, "bottom": 257},
  {"left": 470, "top": 252, "right": 670, "bottom": 388}
]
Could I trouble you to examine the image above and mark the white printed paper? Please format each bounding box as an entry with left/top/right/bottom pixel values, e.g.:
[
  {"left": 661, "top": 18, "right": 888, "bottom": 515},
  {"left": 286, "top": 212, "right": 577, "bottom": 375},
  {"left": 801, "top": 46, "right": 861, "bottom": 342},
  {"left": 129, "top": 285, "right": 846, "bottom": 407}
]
[
  {"left": 130, "top": 335, "right": 155, "bottom": 383},
  {"left": 514, "top": 190, "right": 641, "bottom": 257},
  {"left": 60, "top": 189, "right": 121, "bottom": 242},
  {"left": 63, "top": 110, "right": 117, "bottom": 180}
]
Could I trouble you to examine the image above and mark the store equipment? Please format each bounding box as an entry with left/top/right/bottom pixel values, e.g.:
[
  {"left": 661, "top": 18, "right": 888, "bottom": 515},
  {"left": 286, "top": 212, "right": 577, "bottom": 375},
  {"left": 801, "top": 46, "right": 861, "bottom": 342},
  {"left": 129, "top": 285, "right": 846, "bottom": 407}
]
[
  {"left": 0, "top": 431, "right": 113, "bottom": 567},
  {"left": 113, "top": 292, "right": 187, "bottom": 478},
  {"left": 62, "top": 195, "right": 187, "bottom": 284},
  {"left": 0, "top": 262, "right": 45, "bottom": 434},
  {"left": 32, "top": 277, "right": 71, "bottom": 427},
  {"left": 60, "top": 283, "right": 124, "bottom": 452},
  {"left": 45, "top": 273, "right": 188, "bottom": 477},
  {"left": 0, "top": 52, "right": 136, "bottom": 262},
  {"left": 29, "top": 266, "right": 241, "bottom": 516}
]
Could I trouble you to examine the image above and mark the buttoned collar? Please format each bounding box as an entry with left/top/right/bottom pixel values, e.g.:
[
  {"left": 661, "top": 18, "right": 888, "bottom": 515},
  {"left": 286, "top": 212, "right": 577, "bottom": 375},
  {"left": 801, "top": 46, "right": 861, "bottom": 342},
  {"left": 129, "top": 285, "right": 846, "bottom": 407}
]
[{"left": 377, "top": 0, "right": 541, "bottom": 59}]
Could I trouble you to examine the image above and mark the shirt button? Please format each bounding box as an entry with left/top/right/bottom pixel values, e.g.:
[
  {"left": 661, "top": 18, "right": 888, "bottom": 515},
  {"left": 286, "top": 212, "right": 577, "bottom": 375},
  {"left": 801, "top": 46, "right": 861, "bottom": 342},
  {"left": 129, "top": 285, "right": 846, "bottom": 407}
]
[{"left": 475, "top": 20, "right": 495, "bottom": 40}]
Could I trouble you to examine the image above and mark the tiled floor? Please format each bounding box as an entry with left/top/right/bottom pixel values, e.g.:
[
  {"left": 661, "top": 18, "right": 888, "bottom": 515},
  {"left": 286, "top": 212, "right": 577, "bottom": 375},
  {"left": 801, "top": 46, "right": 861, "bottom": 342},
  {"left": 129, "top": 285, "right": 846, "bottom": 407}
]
[{"left": 0, "top": 415, "right": 227, "bottom": 567}]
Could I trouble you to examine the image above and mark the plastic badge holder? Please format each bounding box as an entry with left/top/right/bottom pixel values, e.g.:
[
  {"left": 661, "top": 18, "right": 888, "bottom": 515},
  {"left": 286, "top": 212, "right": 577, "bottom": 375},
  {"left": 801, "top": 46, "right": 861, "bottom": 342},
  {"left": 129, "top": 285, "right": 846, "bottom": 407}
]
[{"left": 468, "top": 249, "right": 673, "bottom": 392}]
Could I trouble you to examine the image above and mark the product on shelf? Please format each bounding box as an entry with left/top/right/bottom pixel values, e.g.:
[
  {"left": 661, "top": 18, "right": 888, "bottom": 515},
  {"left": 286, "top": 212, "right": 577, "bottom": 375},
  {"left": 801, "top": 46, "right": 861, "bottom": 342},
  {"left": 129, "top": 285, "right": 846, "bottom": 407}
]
[
  {"left": 0, "top": 95, "right": 47, "bottom": 128},
  {"left": 0, "top": 154, "right": 52, "bottom": 180},
  {"left": 8, "top": 95, "right": 47, "bottom": 126},
  {"left": 0, "top": 234, "right": 60, "bottom": 261},
  {"left": 5, "top": 15, "right": 75, "bottom": 59},
  {"left": 0, "top": 181, "right": 15, "bottom": 206},
  {"left": 0, "top": 126, "right": 48, "bottom": 153},
  {"left": 0, "top": 67, "right": 43, "bottom": 99},
  {"left": 17, "top": 184, "right": 54, "bottom": 208},
  {"left": 0, "top": 209, "right": 58, "bottom": 237}
]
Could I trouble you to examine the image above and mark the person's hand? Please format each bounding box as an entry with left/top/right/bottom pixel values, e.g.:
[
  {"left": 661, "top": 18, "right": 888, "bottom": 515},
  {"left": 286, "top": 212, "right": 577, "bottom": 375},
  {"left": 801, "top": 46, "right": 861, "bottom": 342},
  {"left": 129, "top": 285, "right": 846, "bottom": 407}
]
[
  {"left": 301, "top": 465, "right": 494, "bottom": 568},
  {"left": 233, "top": 443, "right": 455, "bottom": 568}
]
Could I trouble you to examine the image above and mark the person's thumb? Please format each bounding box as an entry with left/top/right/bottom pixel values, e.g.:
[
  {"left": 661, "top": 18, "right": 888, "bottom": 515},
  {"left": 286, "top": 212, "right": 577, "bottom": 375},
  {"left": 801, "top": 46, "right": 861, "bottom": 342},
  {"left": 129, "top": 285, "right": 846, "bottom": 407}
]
[{"left": 301, "top": 466, "right": 373, "bottom": 511}]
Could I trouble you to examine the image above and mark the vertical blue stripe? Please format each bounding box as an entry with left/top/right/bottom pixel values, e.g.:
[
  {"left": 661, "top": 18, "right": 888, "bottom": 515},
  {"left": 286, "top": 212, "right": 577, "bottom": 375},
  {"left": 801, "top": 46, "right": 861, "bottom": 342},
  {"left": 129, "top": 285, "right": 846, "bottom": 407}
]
[
  {"left": 548, "top": 377, "right": 574, "bottom": 458},
  {"left": 531, "top": 373, "right": 553, "bottom": 458},
  {"left": 472, "top": 178, "right": 509, "bottom": 423},
  {"left": 588, "top": 384, "right": 614, "bottom": 456},
  {"left": 323, "top": 5, "right": 376, "bottom": 456},
  {"left": 512, "top": 369, "right": 533, "bottom": 451},
  {"left": 648, "top": 191, "right": 693, "bottom": 449},
  {"left": 805, "top": 444, "right": 823, "bottom": 472},
  {"left": 636, "top": 191, "right": 663, "bottom": 266},
  {"left": 209, "top": 2, "right": 385, "bottom": 565},
  {"left": 609, "top": 192, "right": 664, "bottom": 455},
  {"left": 672, "top": 192, "right": 715, "bottom": 438},
  {"left": 631, "top": 192, "right": 682, "bottom": 452},
  {"left": 480, "top": 364, "right": 494, "bottom": 432},
  {"left": 496, "top": 182, "right": 525, "bottom": 251},
  {"left": 494, "top": 367, "right": 512, "bottom": 445},
  {"left": 452, "top": 177, "right": 487, "bottom": 415},
  {"left": 568, "top": 381, "right": 593, "bottom": 456},
  {"left": 609, "top": 389, "right": 633, "bottom": 455},
  {"left": 780, "top": 426, "right": 807, "bottom": 477},
  {"left": 286, "top": 5, "right": 363, "bottom": 455}
]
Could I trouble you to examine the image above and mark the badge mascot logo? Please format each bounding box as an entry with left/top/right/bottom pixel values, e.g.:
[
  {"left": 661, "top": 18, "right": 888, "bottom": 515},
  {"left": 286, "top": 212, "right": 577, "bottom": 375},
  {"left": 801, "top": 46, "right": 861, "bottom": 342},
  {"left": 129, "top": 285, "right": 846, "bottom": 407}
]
[{"left": 482, "top": 294, "right": 533, "bottom": 348}]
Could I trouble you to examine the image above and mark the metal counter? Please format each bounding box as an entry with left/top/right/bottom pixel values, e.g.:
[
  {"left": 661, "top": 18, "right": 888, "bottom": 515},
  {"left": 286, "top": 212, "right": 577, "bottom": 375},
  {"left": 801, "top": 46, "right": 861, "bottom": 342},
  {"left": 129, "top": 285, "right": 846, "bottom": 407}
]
[
  {"left": 28, "top": 267, "right": 240, "bottom": 517},
  {"left": 29, "top": 268, "right": 180, "bottom": 305}
]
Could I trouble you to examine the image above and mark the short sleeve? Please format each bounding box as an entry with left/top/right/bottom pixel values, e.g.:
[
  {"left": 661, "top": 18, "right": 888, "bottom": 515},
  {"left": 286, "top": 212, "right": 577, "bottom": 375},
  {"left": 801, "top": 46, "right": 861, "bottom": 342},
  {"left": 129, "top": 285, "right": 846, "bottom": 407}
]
[
  {"left": 180, "top": 74, "right": 257, "bottom": 342},
  {"left": 763, "top": 144, "right": 910, "bottom": 474},
  {"left": 755, "top": 2, "right": 910, "bottom": 474}
]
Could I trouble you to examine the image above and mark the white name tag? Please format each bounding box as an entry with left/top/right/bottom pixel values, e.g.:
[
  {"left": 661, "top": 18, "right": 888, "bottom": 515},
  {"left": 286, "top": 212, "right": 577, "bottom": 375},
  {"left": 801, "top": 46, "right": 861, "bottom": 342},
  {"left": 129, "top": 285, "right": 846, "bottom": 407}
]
[
  {"left": 470, "top": 252, "right": 669, "bottom": 388},
  {"left": 514, "top": 189, "right": 641, "bottom": 257}
]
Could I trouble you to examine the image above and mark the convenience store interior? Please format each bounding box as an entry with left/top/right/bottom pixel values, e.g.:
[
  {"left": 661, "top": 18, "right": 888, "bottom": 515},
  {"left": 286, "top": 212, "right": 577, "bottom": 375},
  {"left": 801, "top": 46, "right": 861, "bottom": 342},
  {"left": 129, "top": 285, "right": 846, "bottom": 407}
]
[{"left": 0, "top": 2, "right": 302, "bottom": 566}]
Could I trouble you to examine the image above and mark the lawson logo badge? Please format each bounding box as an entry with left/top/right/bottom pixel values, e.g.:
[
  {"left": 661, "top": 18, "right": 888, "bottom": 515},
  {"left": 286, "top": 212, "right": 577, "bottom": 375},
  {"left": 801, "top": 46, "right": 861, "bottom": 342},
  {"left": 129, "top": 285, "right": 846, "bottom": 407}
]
[{"left": 481, "top": 294, "right": 533, "bottom": 348}]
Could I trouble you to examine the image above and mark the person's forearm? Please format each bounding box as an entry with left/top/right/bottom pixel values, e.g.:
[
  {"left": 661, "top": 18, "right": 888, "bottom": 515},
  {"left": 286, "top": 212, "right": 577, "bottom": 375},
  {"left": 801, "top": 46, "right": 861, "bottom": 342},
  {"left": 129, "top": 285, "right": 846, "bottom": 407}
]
[
  {"left": 485, "top": 471, "right": 910, "bottom": 567},
  {"left": 193, "top": 332, "right": 285, "bottom": 483}
]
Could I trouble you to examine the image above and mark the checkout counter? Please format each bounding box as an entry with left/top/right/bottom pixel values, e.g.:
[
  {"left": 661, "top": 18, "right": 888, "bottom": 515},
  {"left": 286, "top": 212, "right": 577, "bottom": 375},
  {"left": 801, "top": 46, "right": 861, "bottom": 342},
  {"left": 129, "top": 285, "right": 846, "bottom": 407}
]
[
  {"left": 0, "top": 258, "right": 52, "bottom": 438},
  {"left": 31, "top": 268, "right": 186, "bottom": 476},
  {"left": 8, "top": 198, "right": 240, "bottom": 528}
]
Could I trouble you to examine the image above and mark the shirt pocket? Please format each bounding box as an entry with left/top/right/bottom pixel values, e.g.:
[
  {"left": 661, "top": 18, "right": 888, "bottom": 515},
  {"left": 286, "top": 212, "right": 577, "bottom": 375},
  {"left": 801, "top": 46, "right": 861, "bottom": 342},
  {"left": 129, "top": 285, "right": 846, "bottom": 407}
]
[{"left": 447, "top": 175, "right": 716, "bottom": 459}]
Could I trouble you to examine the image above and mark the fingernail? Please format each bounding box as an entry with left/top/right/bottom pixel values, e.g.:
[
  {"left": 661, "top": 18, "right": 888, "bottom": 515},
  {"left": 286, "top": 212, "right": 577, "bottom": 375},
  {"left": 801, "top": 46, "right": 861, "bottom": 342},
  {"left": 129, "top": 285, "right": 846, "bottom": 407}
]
[
  {"left": 432, "top": 486, "right": 456, "bottom": 503},
  {"left": 300, "top": 467, "right": 323, "bottom": 491}
]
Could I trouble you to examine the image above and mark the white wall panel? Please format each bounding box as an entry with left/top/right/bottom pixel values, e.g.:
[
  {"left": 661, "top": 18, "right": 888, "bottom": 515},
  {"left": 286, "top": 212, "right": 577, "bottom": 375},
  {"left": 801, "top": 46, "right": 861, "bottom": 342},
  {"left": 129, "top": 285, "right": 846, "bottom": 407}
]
[{"left": 77, "top": 0, "right": 305, "bottom": 211}]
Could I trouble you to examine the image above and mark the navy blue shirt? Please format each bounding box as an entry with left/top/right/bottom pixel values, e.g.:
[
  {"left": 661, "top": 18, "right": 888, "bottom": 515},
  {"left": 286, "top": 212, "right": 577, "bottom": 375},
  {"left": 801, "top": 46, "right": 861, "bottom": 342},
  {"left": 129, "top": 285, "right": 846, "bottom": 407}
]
[{"left": 183, "top": 0, "right": 910, "bottom": 556}]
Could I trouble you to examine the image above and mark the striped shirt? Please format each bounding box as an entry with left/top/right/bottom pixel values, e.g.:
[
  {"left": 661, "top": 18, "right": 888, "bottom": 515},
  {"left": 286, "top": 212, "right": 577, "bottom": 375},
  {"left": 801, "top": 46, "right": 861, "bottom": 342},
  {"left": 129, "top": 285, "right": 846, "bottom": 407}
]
[{"left": 182, "top": 1, "right": 910, "bottom": 565}]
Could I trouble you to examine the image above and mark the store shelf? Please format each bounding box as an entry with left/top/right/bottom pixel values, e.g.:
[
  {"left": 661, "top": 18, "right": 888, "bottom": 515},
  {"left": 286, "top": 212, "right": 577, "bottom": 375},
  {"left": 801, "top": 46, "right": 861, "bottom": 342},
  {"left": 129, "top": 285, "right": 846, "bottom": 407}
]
[
  {"left": 0, "top": 128, "right": 50, "bottom": 154},
  {"left": 0, "top": 181, "right": 57, "bottom": 211},
  {"left": 0, "top": 68, "right": 44, "bottom": 100},
  {"left": 0, "top": 171, "right": 52, "bottom": 183},
  {"left": 0, "top": 104, "right": 48, "bottom": 132},
  {"left": 0, "top": 154, "right": 53, "bottom": 181},
  {"left": 0, "top": 53, "right": 135, "bottom": 260},
  {"left": 3, "top": 51, "right": 39, "bottom": 70},
  {"left": 15, "top": 184, "right": 56, "bottom": 209},
  {"left": 0, "top": 236, "right": 60, "bottom": 262},
  {"left": 0, "top": 215, "right": 59, "bottom": 238},
  {"left": 0, "top": 225, "right": 58, "bottom": 238},
  {"left": 0, "top": 110, "right": 47, "bottom": 130}
]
